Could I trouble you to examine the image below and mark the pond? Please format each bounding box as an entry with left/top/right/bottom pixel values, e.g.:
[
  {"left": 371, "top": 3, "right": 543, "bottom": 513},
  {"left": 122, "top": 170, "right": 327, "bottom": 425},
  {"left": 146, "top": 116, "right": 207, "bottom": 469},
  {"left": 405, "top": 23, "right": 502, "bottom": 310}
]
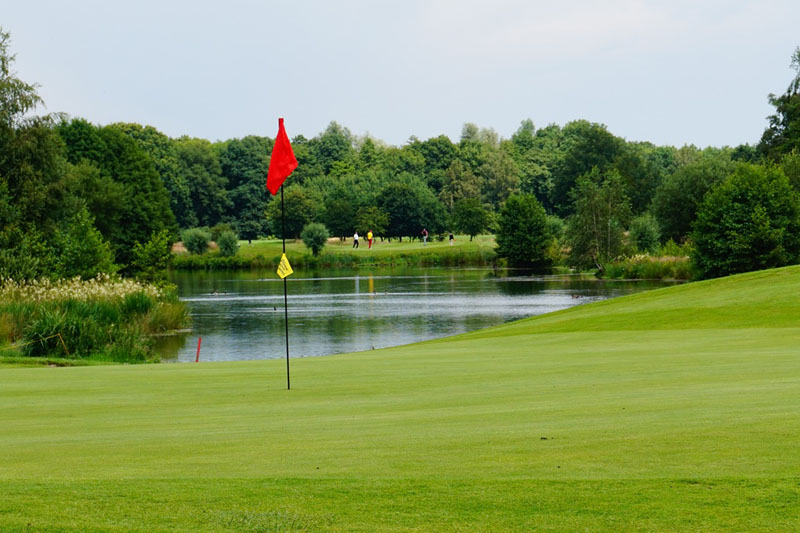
[{"left": 157, "top": 267, "right": 677, "bottom": 363}]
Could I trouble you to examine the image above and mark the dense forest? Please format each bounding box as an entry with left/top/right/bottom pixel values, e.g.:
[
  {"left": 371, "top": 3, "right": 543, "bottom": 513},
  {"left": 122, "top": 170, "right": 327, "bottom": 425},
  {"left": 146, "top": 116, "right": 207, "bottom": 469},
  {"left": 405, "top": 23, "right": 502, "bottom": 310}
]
[{"left": 2, "top": 27, "right": 800, "bottom": 280}]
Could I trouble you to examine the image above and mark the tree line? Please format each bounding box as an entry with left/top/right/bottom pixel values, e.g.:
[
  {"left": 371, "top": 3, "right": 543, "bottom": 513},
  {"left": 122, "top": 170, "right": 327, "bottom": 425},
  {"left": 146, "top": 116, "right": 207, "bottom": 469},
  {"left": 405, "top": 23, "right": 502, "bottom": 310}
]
[{"left": 2, "top": 26, "right": 799, "bottom": 280}]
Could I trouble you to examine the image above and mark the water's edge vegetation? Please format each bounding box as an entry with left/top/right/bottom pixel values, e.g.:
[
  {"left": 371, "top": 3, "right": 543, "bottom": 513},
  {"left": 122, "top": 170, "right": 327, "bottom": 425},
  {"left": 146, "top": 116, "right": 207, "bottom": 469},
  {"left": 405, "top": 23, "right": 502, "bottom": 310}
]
[{"left": 0, "top": 275, "right": 190, "bottom": 365}]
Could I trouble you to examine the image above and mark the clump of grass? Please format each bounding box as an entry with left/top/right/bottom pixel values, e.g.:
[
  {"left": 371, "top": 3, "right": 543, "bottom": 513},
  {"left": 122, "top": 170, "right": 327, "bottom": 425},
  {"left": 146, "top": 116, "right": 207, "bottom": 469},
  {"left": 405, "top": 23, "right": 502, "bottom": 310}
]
[
  {"left": 604, "top": 254, "right": 693, "bottom": 280},
  {"left": 0, "top": 275, "right": 190, "bottom": 363}
]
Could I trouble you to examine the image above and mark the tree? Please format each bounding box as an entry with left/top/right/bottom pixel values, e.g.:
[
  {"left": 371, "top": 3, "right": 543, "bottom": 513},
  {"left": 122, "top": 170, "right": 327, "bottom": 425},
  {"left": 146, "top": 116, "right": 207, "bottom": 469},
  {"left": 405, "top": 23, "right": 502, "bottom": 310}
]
[
  {"left": 479, "top": 146, "right": 520, "bottom": 210},
  {"left": 452, "top": 198, "right": 489, "bottom": 241},
  {"left": 781, "top": 150, "right": 800, "bottom": 192},
  {"left": 113, "top": 123, "right": 194, "bottom": 228},
  {"left": 182, "top": 228, "right": 210, "bottom": 255},
  {"left": 219, "top": 136, "right": 272, "bottom": 239},
  {"left": 629, "top": 213, "right": 661, "bottom": 254},
  {"left": 438, "top": 159, "right": 480, "bottom": 211},
  {"left": 57, "top": 119, "right": 177, "bottom": 268},
  {"left": 378, "top": 179, "right": 447, "bottom": 240},
  {"left": 266, "top": 186, "right": 318, "bottom": 239},
  {"left": 566, "top": 169, "right": 631, "bottom": 272},
  {"left": 174, "top": 137, "right": 230, "bottom": 227},
  {"left": 311, "top": 121, "right": 354, "bottom": 174},
  {"left": 56, "top": 207, "right": 117, "bottom": 279},
  {"left": 301, "top": 222, "right": 329, "bottom": 256},
  {"left": 692, "top": 164, "right": 800, "bottom": 279},
  {"left": 355, "top": 205, "right": 388, "bottom": 237},
  {"left": 759, "top": 47, "right": 800, "bottom": 159},
  {"left": 0, "top": 28, "right": 42, "bottom": 127},
  {"left": 551, "top": 121, "right": 624, "bottom": 216},
  {"left": 216, "top": 230, "right": 239, "bottom": 257},
  {"left": 132, "top": 229, "right": 173, "bottom": 281},
  {"left": 651, "top": 149, "right": 734, "bottom": 243},
  {"left": 495, "top": 194, "right": 553, "bottom": 269}
]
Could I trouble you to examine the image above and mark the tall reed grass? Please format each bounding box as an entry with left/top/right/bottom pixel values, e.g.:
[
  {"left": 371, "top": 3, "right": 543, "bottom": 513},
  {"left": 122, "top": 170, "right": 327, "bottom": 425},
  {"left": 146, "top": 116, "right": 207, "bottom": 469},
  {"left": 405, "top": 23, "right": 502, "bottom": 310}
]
[
  {"left": 0, "top": 275, "right": 190, "bottom": 363},
  {"left": 604, "top": 254, "right": 693, "bottom": 280}
]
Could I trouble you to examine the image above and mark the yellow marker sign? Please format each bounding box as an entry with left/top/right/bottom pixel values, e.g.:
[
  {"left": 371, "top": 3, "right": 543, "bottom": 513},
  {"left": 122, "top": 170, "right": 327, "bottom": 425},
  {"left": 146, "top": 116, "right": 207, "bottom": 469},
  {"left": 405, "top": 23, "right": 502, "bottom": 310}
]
[{"left": 277, "top": 253, "right": 294, "bottom": 279}]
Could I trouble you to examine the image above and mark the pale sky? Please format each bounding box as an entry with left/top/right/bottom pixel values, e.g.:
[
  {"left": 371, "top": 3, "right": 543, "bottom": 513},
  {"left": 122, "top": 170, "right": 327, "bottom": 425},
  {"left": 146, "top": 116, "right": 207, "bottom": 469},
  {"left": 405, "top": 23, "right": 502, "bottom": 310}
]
[{"left": 3, "top": 0, "right": 799, "bottom": 147}]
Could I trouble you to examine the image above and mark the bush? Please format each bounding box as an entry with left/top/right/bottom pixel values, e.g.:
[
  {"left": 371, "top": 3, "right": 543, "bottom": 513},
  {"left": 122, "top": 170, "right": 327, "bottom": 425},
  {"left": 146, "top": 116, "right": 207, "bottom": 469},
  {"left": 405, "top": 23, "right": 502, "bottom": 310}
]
[
  {"left": 132, "top": 229, "right": 173, "bottom": 281},
  {"left": 209, "top": 222, "right": 235, "bottom": 242},
  {"left": 182, "top": 228, "right": 211, "bottom": 255},
  {"left": 217, "top": 230, "right": 239, "bottom": 257},
  {"left": 301, "top": 223, "right": 330, "bottom": 256},
  {"left": 692, "top": 164, "right": 800, "bottom": 279},
  {"left": 0, "top": 276, "right": 189, "bottom": 363},
  {"left": 496, "top": 194, "right": 553, "bottom": 269},
  {"left": 629, "top": 213, "right": 661, "bottom": 254}
]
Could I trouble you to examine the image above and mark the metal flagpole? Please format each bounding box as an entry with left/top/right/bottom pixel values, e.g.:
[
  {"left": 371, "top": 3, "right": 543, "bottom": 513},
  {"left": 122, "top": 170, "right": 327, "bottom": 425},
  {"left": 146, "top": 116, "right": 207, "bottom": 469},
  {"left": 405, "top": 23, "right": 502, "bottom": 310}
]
[{"left": 281, "top": 186, "right": 290, "bottom": 390}]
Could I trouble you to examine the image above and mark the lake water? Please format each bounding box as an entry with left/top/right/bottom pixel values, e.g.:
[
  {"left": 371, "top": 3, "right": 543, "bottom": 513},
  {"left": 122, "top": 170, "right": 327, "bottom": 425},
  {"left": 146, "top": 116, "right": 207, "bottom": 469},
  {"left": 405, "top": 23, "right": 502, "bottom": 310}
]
[{"left": 157, "top": 268, "right": 676, "bottom": 363}]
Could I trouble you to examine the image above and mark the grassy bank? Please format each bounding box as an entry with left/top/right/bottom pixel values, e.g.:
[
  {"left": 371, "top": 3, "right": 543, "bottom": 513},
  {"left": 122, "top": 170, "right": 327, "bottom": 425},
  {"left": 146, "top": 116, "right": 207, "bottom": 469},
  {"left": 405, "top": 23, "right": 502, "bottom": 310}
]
[
  {"left": 0, "top": 275, "right": 190, "bottom": 365},
  {"left": 2, "top": 266, "right": 799, "bottom": 530},
  {"left": 172, "top": 234, "right": 498, "bottom": 270}
]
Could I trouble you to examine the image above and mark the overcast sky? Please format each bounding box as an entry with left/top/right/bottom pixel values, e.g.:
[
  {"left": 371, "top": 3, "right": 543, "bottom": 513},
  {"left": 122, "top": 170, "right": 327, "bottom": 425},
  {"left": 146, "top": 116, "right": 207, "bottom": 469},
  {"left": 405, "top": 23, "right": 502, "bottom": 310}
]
[{"left": 4, "top": 1, "right": 799, "bottom": 147}]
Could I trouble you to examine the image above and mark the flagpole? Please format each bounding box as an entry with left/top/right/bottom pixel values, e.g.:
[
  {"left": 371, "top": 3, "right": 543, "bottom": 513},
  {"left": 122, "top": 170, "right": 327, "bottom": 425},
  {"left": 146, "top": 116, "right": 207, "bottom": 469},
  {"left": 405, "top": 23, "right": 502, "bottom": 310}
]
[{"left": 281, "top": 186, "right": 290, "bottom": 390}]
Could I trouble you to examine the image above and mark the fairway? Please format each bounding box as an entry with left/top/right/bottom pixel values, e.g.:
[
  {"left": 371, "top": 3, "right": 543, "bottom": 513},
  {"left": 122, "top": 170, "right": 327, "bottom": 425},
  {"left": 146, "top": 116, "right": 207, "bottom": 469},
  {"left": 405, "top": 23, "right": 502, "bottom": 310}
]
[{"left": 2, "top": 267, "right": 800, "bottom": 531}]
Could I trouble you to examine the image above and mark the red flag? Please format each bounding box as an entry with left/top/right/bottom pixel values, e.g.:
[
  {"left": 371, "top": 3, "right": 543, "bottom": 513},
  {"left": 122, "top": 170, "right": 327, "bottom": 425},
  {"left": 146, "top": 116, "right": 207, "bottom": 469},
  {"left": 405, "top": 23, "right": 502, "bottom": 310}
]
[{"left": 266, "top": 118, "right": 298, "bottom": 195}]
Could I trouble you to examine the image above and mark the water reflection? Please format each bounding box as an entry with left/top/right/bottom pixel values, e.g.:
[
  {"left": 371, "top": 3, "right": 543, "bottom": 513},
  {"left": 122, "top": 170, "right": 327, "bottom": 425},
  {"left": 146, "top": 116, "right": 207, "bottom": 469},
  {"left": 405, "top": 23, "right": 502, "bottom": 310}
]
[{"left": 158, "top": 268, "right": 676, "bottom": 363}]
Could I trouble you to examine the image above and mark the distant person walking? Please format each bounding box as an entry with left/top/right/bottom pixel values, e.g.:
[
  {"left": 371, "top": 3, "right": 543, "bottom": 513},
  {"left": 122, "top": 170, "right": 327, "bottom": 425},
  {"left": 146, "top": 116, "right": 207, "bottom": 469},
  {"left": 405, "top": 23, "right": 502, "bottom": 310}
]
[
  {"left": 421, "top": 227, "right": 428, "bottom": 245},
  {"left": 449, "top": 232, "right": 454, "bottom": 246},
  {"left": 353, "top": 231, "right": 359, "bottom": 248},
  {"left": 367, "top": 229, "right": 374, "bottom": 249}
]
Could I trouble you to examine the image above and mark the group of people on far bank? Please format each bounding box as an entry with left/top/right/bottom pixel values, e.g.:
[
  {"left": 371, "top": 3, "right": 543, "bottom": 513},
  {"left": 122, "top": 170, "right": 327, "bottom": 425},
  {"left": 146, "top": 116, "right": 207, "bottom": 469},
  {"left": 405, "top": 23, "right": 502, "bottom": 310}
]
[
  {"left": 352, "top": 229, "right": 374, "bottom": 249},
  {"left": 351, "top": 228, "right": 454, "bottom": 249}
]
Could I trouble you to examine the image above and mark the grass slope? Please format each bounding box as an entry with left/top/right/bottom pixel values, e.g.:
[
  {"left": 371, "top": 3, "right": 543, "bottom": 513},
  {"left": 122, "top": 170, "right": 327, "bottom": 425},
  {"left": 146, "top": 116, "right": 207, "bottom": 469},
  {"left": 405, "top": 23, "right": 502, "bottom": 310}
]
[{"left": 2, "top": 267, "right": 800, "bottom": 530}]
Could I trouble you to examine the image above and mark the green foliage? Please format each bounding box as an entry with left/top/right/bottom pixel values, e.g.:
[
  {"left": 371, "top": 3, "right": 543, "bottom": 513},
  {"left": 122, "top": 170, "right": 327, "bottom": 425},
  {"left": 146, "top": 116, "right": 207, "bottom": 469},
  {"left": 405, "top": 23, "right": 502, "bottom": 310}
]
[
  {"left": 1, "top": 276, "right": 188, "bottom": 362},
  {"left": 266, "top": 186, "right": 319, "bottom": 239},
  {"left": 355, "top": 205, "right": 388, "bottom": 237},
  {"left": 378, "top": 179, "right": 447, "bottom": 239},
  {"left": 651, "top": 148, "right": 734, "bottom": 243},
  {"left": 566, "top": 169, "right": 631, "bottom": 272},
  {"left": 322, "top": 196, "right": 356, "bottom": 239},
  {"left": 604, "top": 255, "right": 693, "bottom": 280},
  {"left": 759, "top": 47, "right": 800, "bottom": 159},
  {"left": 692, "top": 163, "right": 800, "bottom": 279},
  {"left": 629, "top": 213, "right": 661, "bottom": 254},
  {"left": 132, "top": 229, "right": 173, "bottom": 281},
  {"left": 781, "top": 149, "right": 800, "bottom": 191},
  {"left": 57, "top": 119, "right": 177, "bottom": 268},
  {"left": 216, "top": 230, "right": 239, "bottom": 257},
  {"left": 56, "top": 207, "right": 117, "bottom": 279},
  {"left": 218, "top": 136, "right": 272, "bottom": 239},
  {"left": 301, "top": 222, "right": 329, "bottom": 256},
  {"left": 552, "top": 121, "right": 624, "bottom": 215},
  {"left": 452, "top": 198, "right": 489, "bottom": 240},
  {"left": 209, "top": 222, "right": 234, "bottom": 242},
  {"left": 0, "top": 28, "right": 43, "bottom": 126},
  {"left": 495, "top": 194, "right": 553, "bottom": 269},
  {"left": 182, "top": 228, "right": 211, "bottom": 255}
]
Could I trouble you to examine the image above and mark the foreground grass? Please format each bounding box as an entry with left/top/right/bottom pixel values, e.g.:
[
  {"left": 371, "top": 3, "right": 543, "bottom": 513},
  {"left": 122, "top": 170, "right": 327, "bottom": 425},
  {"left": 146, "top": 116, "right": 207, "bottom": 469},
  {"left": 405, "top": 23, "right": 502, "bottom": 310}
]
[{"left": 2, "top": 266, "right": 800, "bottom": 530}]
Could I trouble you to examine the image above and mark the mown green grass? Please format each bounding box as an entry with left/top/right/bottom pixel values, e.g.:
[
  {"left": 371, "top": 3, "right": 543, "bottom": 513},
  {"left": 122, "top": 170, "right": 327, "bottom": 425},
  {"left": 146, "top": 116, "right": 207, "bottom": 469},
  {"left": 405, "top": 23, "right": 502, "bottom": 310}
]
[{"left": 2, "top": 266, "right": 800, "bottom": 530}]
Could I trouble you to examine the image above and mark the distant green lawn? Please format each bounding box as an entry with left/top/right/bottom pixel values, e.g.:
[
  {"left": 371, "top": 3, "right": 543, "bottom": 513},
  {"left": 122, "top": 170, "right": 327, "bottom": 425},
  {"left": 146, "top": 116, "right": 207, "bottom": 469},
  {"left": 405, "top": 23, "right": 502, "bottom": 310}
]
[
  {"left": 2, "top": 266, "right": 800, "bottom": 530},
  {"left": 236, "top": 233, "right": 496, "bottom": 261}
]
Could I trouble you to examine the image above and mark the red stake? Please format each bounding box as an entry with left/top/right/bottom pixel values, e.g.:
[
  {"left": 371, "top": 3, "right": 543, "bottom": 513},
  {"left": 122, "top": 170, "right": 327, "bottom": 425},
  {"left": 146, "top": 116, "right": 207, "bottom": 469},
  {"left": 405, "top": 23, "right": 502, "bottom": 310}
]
[{"left": 195, "top": 336, "right": 202, "bottom": 362}]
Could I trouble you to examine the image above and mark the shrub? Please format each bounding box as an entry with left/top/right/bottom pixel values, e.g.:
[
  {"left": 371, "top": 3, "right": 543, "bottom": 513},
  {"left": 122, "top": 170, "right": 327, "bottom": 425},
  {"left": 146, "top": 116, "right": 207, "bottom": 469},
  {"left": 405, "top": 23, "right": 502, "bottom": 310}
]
[
  {"left": 209, "top": 222, "right": 235, "bottom": 242},
  {"left": 496, "top": 194, "right": 553, "bottom": 269},
  {"left": 629, "top": 213, "right": 661, "bottom": 254},
  {"left": 217, "top": 230, "right": 240, "bottom": 257},
  {"left": 132, "top": 229, "right": 173, "bottom": 281},
  {"left": 0, "top": 275, "right": 189, "bottom": 362},
  {"left": 182, "top": 228, "right": 211, "bottom": 255},
  {"left": 692, "top": 164, "right": 800, "bottom": 278},
  {"left": 301, "top": 223, "right": 329, "bottom": 256}
]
